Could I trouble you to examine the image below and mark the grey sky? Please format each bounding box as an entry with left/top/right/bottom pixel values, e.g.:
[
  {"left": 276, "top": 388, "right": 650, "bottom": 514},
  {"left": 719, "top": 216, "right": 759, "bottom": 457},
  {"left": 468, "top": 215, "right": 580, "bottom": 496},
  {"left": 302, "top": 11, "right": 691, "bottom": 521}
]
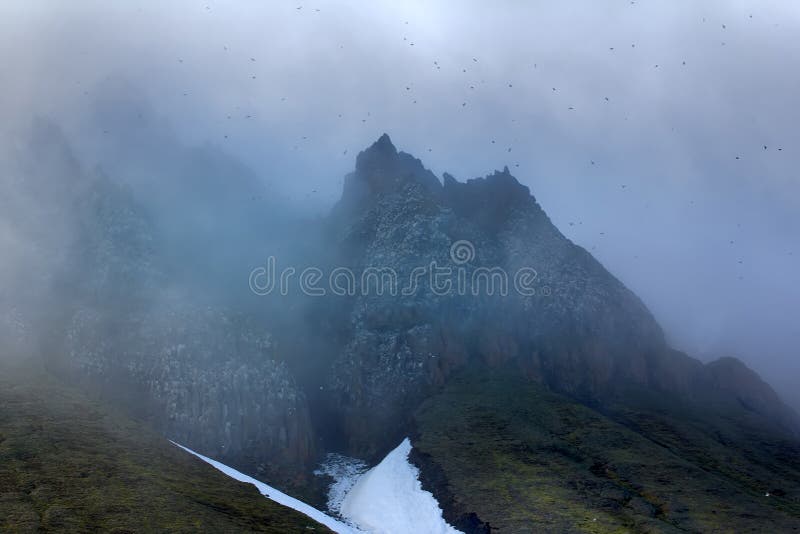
[{"left": 1, "top": 1, "right": 799, "bottom": 406}]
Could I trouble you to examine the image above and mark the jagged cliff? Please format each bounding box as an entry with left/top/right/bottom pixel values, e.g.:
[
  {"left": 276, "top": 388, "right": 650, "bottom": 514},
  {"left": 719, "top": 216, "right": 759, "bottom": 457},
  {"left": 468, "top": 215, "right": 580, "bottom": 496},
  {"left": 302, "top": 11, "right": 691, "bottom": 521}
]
[
  {"left": 310, "top": 134, "right": 799, "bottom": 459},
  {"left": 308, "top": 134, "right": 800, "bottom": 531}
]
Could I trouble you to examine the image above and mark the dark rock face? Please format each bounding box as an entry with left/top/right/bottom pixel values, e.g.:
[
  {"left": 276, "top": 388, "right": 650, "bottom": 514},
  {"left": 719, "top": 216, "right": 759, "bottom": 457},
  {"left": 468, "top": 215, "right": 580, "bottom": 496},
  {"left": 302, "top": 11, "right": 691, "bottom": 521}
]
[
  {"left": 64, "top": 304, "right": 314, "bottom": 484},
  {"left": 19, "top": 124, "right": 316, "bottom": 485},
  {"left": 58, "top": 177, "right": 315, "bottom": 483},
  {"left": 314, "top": 134, "right": 799, "bottom": 457},
  {"left": 704, "top": 356, "right": 800, "bottom": 433}
]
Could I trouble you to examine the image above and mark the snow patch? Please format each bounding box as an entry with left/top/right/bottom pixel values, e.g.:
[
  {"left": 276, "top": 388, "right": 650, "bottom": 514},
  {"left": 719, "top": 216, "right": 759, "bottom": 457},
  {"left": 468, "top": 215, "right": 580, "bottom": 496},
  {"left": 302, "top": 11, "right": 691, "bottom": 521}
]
[
  {"left": 171, "top": 441, "right": 360, "bottom": 534},
  {"left": 338, "top": 438, "right": 463, "bottom": 534}
]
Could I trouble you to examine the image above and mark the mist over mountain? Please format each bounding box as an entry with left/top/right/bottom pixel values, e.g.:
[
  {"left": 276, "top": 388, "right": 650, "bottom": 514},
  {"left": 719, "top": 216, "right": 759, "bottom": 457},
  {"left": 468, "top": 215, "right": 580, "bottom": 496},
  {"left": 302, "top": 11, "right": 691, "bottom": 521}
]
[
  {"left": 2, "top": 2, "right": 800, "bottom": 532},
  {"left": 4, "top": 118, "right": 800, "bottom": 529},
  {"left": 3, "top": 1, "right": 799, "bottom": 412}
]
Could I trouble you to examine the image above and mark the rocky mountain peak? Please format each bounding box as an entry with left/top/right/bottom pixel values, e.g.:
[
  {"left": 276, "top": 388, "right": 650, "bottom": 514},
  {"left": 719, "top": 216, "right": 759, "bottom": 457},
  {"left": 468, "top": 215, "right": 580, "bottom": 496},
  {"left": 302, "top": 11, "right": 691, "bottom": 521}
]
[
  {"left": 443, "top": 166, "right": 538, "bottom": 234},
  {"left": 319, "top": 135, "right": 800, "bottom": 457},
  {"left": 337, "top": 134, "right": 544, "bottom": 237},
  {"left": 336, "top": 134, "right": 442, "bottom": 217},
  {"left": 355, "top": 133, "right": 397, "bottom": 168}
]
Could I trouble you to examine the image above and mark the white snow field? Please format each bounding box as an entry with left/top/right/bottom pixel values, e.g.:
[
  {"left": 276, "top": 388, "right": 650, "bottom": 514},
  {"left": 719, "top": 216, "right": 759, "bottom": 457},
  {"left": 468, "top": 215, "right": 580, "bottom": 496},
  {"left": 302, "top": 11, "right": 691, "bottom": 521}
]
[
  {"left": 173, "top": 437, "right": 462, "bottom": 534},
  {"left": 338, "top": 438, "right": 462, "bottom": 534},
  {"left": 171, "top": 441, "right": 359, "bottom": 533}
]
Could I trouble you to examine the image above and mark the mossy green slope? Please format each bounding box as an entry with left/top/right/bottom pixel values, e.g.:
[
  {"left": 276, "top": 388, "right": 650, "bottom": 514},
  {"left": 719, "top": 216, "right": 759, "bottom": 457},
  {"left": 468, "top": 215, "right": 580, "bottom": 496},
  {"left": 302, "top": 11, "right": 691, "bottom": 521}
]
[
  {"left": 412, "top": 367, "right": 800, "bottom": 533},
  {"left": 0, "top": 365, "right": 331, "bottom": 533}
]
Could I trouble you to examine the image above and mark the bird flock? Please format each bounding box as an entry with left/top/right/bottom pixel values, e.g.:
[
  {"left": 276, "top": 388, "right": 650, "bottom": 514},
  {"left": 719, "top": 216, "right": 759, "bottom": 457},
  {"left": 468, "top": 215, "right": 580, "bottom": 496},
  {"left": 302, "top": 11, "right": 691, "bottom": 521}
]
[{"left": 83, "top": 4, "right": 795, "bottom": 266}]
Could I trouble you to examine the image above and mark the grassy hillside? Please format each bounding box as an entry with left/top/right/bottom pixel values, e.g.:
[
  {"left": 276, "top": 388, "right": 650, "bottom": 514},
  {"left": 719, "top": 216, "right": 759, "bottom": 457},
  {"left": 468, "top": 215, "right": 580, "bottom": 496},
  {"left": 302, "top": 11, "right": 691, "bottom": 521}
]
[
  {"left": 412, "top": 367, "right": 800, "bottom": 533},
  {"left": 0, "top": 363, "right": 331, "bottom": 533}
]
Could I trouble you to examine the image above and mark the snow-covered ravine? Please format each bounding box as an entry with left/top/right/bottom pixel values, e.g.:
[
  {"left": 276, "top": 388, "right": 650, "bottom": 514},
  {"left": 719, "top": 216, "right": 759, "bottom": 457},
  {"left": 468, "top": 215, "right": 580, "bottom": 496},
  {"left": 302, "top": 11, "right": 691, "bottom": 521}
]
[{"left": 172, "top": 438, "right": 462, "bottom": 534}]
